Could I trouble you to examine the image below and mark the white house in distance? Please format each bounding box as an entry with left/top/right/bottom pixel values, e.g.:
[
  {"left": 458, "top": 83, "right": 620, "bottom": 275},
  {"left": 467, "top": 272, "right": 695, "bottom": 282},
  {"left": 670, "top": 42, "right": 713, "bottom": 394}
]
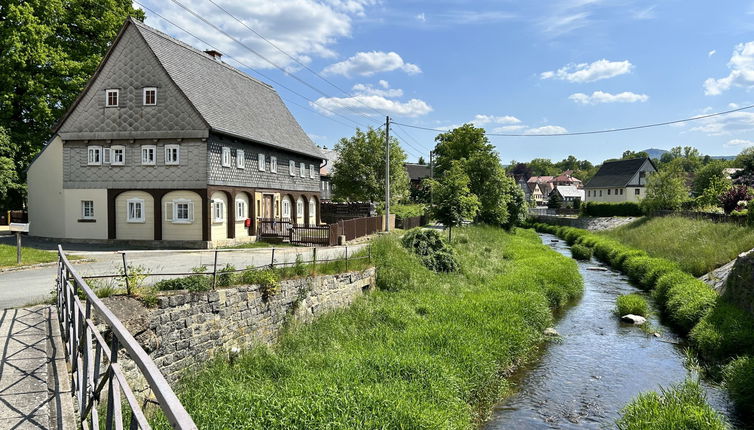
[
  {"left": 553, "top": 185, "right": 585, "bottom": 207},
  {"left": 584, "top": 158, "right": 657, "bottom": 203}
]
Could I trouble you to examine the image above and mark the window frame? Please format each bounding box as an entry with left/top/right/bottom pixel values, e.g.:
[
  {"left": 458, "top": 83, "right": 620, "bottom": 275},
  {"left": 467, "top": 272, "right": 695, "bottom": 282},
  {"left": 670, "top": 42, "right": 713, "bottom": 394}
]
[
  {"left": 309, "top": 164, "right": 315, "bottom": 179},
  {"left": 81, "top": 201, "right": 95, "bottom": 219},
  {"left": 87, "top": 146, "right": 102, "bottom": 166},
  {"left": 126, "top": 198, "right": 145, "bottom": 223},
  {"left": 141, "top": 145, "right": 156, "bottom": 166},
  {"left": 270, "top": 156, "right": 277, "bottom": 173},
  {"left": 173, "top": 199, "right": 193, "bottom": 224},
  {"left": 212, "top": 200, "right": 225, "bottom": 223},
  {"left": 635, "top": 188, "right": 641, "bottom": 195},
  {"left": 110, "top": 145, "right": 125, "bottom": 166},
  {"left": 164, "top": 144, "right": 180, "bottom": 166},
  {"left": 237, "top": 149, "right": 246, "bottom": 169},
  {"left": 221, "top": 147, "right": 231, "bottom": 167},
  {"left": 289, "top": 160, "right": 295, "bottom": 176},
  {"left": 299, "top": 162, "right": 306, "bottom": 178},
  {"left": 143, "top": 87, "right": 157, "bottom": 106},
  {"left": 236, "top": 199, "right": 246, "bottom": 220},
  {"left": 256, "top": 152, "right": 264, "bottom": 171},
  {"left": 105, "top": 89, "right": 119, "bottom": 107}
]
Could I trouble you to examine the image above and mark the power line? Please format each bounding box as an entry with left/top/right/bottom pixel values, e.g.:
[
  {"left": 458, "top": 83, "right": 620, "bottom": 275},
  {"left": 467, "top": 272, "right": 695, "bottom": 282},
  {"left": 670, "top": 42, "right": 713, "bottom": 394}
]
[
  {"left": 392, "top": 103, "right": 754, "bottom": 137},
  {"left": 133, "top": 1, "right": 372, "bottom": 130},
  {"left": 167, "top": 0, "right": 379, "bottom": 124},
  {"left": 392, "top": 123, "right": 434, "bottom": 152},
  {"left": 390, "top": 125, "right": 429, "bottom": 157},
  {"left": 204, "top": 0, "right": 387, "bottom": 118}
]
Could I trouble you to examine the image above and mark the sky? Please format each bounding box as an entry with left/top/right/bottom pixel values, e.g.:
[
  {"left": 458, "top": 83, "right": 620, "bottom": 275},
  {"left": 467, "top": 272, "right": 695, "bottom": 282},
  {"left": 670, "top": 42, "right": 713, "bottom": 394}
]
[{"left": 136, "top": 0, "right": 754, "bottom": 164}]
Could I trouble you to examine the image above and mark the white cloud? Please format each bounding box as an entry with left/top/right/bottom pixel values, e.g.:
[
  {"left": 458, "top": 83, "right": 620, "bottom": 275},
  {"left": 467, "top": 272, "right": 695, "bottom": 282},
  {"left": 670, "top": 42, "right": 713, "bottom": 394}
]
[
  {"left": 704, "top": 41, "right": 754, "bottom": 95},
  {"left": 632, "top": 6, "right": 656, "bottom": 20},
  {"left": 726, "top": 138, "right": 754, "bottom": 147},
  {"left": 416, "top": 12, "right": 426, "bottom": 22},
  {"left": 541, "top": 59, "right": 633, "bottom": 83},
  {"left": 323, "top": 51, "right": 421, "bottom": 77},
  {"left": 524, "top": 125, "right": 569, "bottom": 135},
  {"left": 690, "top": 111, "right": 754, "bottom": 135},
  {"left": 312, "top": 95, "right": 432, "bottom": 117},
  {"left": 709, "top": 49, "right": 717, "bottom": 57},
  {"left": 142, "top": 0, "right": 378, "bottom": 70},
  {"left": 351, "top": 82, "right": 403, "bottom": 97},
  {"left": 471, "top": 114, "right": 522, "bottom": 125},
  {"left": 569, "top": 90, "right": 649, "bottom": 104}
]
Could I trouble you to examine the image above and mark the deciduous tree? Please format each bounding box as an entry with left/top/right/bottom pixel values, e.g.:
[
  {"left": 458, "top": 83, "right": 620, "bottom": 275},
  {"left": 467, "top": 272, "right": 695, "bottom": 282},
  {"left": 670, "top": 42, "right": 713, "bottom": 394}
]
[
  {"left": 426, "top": 162, "right": 479, "bottom": 241},
  {"left": 641, "top": 168, "right": 690, "bottom": 212}
]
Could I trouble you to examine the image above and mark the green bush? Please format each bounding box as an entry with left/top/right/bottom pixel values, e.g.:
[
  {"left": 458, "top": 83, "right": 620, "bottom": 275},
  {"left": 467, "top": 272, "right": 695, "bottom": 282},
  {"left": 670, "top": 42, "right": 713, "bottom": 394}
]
[
  {"left": 570, "top": 244, "right": 592, "bottom": 261},
  {"left": 663, "top": 280, "right": 717, "bottom": 333},
  {"left": 653, "top": 271, "right": 698, "bottom": 306},
  {"left": 582, "top": 201, "right": 643, "bottom": 217},
  {"left": 615, "top": 379, "right": 728, "bottom": 430},
  {"left": 723, "top": 355, "right": 754, "bottom": 415},
  {"left": 387, "top": 203, "right": 425, "bottom": 219},
  {"left": 154, "top": 275, "right": 210, "bottom": 292},
  {"left": 616, "top": 294, "right": 649, "bottom": 317},
  {"left": 690, "top": 300, "right": 754, "bottom": 362},
  {"left": 401, "top": 228, "right": 459, "bottom": 272},
  {"left": 217, "top": 264, "right": 236, "bottom": 287},
  {"left": 240, "top": 268, "right": 280, "bottom": 300}
]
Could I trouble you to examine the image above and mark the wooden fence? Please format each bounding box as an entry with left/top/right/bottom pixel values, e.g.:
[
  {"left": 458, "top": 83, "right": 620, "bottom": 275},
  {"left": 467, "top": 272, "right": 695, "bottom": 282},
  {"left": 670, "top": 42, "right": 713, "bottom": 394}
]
[
  {"left": 396, "top": 215, "right": 428, "bottom": 230},
  {"left": 258, "top": 215, "right": 385, "bottom": 246}
]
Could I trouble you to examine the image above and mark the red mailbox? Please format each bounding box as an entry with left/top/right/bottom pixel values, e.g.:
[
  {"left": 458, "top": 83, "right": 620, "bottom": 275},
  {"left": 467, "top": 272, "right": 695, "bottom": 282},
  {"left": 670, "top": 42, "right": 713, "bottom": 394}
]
[{"left": 244, "top": 218, "right": 252, "bottom": 228}]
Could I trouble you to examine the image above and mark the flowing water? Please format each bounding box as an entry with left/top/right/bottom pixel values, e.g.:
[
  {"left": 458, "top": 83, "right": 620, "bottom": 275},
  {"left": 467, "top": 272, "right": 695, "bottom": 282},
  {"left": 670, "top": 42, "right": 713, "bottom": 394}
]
[{"left": 484, "top": 233, "right": 744, "bottom": 429}]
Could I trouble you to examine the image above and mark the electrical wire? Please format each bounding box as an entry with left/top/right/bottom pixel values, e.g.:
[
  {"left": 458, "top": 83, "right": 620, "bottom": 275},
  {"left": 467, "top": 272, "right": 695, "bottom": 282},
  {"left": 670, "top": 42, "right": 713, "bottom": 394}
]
[
  {"left": 392, "top": 123, "right": 434, "bottom": 152},
  {"left": 390, "top": 125, "right": 430, "bottom": 157},
  {"left": 392, "top": 103, "right": 754, "bottom": 137}
]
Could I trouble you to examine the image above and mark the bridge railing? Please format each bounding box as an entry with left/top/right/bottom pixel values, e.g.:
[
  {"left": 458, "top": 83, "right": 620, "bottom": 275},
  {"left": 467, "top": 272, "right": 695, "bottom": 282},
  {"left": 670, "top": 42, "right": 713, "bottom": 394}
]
[{"left": 56, "top": 245, "right": 196, "bottom": 430}]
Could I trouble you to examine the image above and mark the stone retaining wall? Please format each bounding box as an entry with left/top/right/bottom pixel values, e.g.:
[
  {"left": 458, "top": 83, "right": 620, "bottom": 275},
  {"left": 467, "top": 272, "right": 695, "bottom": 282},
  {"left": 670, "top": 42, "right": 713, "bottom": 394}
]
[
  {"left": 102, "top": 268, "right": 375, "bottom": 391},
  {"left": 531, "top": 215, "right": 639, "bottom": 231}
]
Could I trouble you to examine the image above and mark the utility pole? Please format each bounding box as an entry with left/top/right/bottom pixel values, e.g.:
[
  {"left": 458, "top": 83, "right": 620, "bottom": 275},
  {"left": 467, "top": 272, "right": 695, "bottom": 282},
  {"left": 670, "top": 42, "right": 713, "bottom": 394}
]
[
  {"left": 429, "top": 150, "right": 434, "bottom": 206},
  {"left": 385, "top": 116, "right": 391, "bottom": 232}
]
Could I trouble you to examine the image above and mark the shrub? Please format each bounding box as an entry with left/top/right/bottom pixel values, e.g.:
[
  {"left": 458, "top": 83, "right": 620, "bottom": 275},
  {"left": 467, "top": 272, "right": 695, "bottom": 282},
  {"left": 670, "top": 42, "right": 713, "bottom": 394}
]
[
  {"left": 154, "top": 275, "right": 210, "bottom": 292},
  {"left": 719, "top": 185, "right": 751, "bottom": 214},
  {"left": 723, "top": 356, "right": 754, "bottom": 415},
  {"left": 690, "top": 300, "right": 754, "bottom": 362},
  {"left": 401, "top": 228, "right": 458, "bottom": 272},
  {"left": 570, "top": 244, "right": 592, "bottom": 261},
  {"left": 582, "top": 201, "right": 643, "bottom": 217},
  {"left": 240, "top": 268, "right": 280, "bottom": 300},
  {"left": 389, "top": 204, "right": 426, "bottom": 220},
  {"left": 664, "top": 281, "right": 717, "bottom": 333},
  {"left": 217, "top": 264, "right": 236, "bottom": 287},
  {"left": 653, "top": 271, "right": 697, "bottom": 306},
  {"left": 616, "top": 294, "right": 649, "bottom": 317},
  {"left": 615, "top": 379, "right": 728, "bottom": 430}
]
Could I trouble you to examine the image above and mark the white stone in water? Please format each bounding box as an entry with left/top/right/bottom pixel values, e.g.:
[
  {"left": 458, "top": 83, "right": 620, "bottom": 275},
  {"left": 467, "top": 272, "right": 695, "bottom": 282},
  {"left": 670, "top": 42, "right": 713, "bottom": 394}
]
[
  {"left": 621, "top": 314, "right": 647, "bottom": 325},
  {"left": 543, "top": 327, "right": 559, "bottom": 336}
]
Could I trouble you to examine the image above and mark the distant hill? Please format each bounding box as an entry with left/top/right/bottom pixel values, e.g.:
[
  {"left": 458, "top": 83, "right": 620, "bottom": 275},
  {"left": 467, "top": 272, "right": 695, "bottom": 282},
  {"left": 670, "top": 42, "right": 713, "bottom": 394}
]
[{"left": 640, "top": 148, "right": 736, "bottom": 161}]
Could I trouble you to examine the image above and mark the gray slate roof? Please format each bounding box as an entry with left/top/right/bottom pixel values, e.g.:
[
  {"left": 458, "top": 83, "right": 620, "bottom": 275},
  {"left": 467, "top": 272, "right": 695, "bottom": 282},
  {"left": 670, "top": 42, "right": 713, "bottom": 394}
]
[
  {"left": 405, "top": 163, "right": 431, "bottom": 180},
  {"left": 131, "top": 19, "right": 322, "bottom": 159},
  {"left": 585, "top": 158, "right": 651, "bottom": 188}
]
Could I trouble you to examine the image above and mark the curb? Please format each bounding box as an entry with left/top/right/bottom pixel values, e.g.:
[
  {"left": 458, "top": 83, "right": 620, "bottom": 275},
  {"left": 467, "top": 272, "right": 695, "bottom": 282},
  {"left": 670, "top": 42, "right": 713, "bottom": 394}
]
[{"left": 0, "top": 258, "right": 95, "bottom": 274}]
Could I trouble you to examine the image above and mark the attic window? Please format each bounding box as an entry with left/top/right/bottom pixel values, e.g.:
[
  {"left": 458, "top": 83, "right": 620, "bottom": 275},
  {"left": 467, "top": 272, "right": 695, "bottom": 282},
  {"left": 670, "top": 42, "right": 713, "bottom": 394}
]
[
  {"left": 143, "top": 87, "right": 157, "bottom": 105},
  {"left": 105, "top": 89, "right": 119, "bottom": 107}
]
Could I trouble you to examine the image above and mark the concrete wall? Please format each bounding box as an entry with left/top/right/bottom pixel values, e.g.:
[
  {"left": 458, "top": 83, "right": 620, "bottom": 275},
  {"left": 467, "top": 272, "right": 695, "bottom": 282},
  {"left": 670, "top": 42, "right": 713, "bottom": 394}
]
[
  {"left": 107, "top": 268, "right": 375, "bottom": 388},
  {"left": 63, "top": 189, "right": 108, "bottom": 239},
  {"left": 28, "top": 136, "right": 65, "bottom": 238},
  {"left": 115, "top": 191, "right": 154, "bottom": 240}
]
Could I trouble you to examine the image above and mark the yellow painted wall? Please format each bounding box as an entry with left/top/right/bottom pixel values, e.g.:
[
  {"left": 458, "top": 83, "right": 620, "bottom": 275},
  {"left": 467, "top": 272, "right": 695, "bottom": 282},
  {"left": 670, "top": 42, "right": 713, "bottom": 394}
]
[
  {"left": 162, "top": 190, "right": 202, "bottom": 241},
  {"left": 115, "top": 191, "right": 154, "bottom": 240},
  {"left": 64, "top": 189, "right": 108, "bottom": 239},
  {"left": 210, "top": 191, "right": 228, "bottom": 241},
  {"left": 234, "top": 193, "right": 250, "bottom": 238},
  {"left": 28, "top": 136, "right": 65, "bottom": 238}
]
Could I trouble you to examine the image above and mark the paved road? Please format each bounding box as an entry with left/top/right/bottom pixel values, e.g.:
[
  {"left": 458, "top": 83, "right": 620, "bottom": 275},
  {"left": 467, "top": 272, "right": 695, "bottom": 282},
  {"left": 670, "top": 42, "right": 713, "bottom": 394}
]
[{"left": 0, "top": 244, "right": 367, "bottom": 309}]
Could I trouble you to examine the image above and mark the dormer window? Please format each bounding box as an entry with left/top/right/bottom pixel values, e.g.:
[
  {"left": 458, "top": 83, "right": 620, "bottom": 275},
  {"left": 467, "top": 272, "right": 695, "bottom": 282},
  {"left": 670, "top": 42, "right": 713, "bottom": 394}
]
[
  {"left": 105, "top": 89, "right": 119, "bottom": 107},
  {"left": 143, "top": 87, "right": 157, "bottom": 105}
]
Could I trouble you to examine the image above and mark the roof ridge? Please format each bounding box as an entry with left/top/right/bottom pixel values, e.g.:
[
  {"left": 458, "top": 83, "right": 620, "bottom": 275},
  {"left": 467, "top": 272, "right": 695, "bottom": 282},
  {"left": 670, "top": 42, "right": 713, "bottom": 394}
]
[{"left": 130, "top": 18, "right": 274, "bottom": 91}]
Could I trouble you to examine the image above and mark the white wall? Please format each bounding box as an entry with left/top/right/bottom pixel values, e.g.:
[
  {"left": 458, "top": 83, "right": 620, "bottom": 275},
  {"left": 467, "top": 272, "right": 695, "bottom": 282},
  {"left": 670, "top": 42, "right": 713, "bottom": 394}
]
[
  {"left": 585, "top": 187, "right": 643, "bottom": 203},
  {"left": 28, "top": 136, "right": 65, "bottom": 238},
  {"left": 115, "top": 191, "right": 154, "bottom": 240},
  {"left": 234, "top": 193, "right": 250, "bottom": 239},
  {"left": 210, "top": 191, "right": 228, "bottom": 241},
  {"left": 64, "top": 189, "right": 108, "bottom": 239}
]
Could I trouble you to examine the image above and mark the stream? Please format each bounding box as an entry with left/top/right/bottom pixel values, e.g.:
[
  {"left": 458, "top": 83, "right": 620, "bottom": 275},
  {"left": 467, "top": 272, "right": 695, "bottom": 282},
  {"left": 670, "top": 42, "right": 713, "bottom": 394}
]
[{"left": 484, "top": 232, "right": 744, "bottom": 429}]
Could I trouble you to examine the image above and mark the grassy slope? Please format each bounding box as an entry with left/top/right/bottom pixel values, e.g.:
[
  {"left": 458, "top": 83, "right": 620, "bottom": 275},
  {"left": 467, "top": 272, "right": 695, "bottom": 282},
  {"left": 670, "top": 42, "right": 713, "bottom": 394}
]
[
  {"left": 0, "top": 243, "right": 59, "bottom": 268},
  {"left": 153, "top": 226, "right": 582, "bottom": 429},
  {"left": 601, "top": 216, "right": 754, "bottom": 276}
]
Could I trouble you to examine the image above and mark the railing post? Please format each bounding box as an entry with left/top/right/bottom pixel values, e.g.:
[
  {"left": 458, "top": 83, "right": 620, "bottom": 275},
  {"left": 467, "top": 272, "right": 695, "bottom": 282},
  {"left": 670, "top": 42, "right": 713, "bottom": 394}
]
[
  {"left": 270, "top": 248, "right": 276, "bottom": 269},
  {"left": 212, "top": 249, "right": 219, "bottom": 290},
  {"left": 106, "top": 336, "right": 120, "bottom": 430},
  {"left": 345, "top": 245, "right": 349, "bottom": 271},
  {"left": 121, "top": 252, "right": 130, "bottom": 295},
  {"left": 313, "top": 247, "right": 317, "bottom": 272}
]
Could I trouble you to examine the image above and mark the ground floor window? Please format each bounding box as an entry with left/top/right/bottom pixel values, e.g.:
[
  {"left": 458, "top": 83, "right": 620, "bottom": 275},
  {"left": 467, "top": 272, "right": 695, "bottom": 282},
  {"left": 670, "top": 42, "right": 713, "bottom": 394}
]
[
  {"left": 81, "top": 201, "right": 94, "bottom": 219},
  {"left": 213, "top": 200, "right": 225, "bottom": 223},
  {"left": 236, "top": 200, "right": 246, "bottom": 219},
  {"left": 127, "top": 199, "right": 144, "bottom": 223},
  {"left": 175, "top": 201, "right": 192, "bottom": 223}
]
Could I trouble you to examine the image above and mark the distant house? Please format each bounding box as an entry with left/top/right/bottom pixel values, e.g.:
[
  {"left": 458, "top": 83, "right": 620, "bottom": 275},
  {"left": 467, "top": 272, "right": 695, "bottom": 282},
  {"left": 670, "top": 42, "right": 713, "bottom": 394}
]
[
  {"left": 530, "top": 183, "right": 545, "bottom": 206},
  {"left": 553, "top": 185, "right": 585, "bottom": 207},
  {"left": 517, "top": 177, "right": 532, "bottom": 202},
  {"left": 584, "top": 158, "right": 657, "bottom": 203},
  {"left": 527, "top": 176, "right": 555, "bottom": 199},
  {"left": 551, "top": 170, "right": 583, "bottom": 188},
  {"left": 405, "top": 163, "right": 431, "bottom": 188},
  {"left": 320, "top": 148, "right": 339, "bottom": 201}
]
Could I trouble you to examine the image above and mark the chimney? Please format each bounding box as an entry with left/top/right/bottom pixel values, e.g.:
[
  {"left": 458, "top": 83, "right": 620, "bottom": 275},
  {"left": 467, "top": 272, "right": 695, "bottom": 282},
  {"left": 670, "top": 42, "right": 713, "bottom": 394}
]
[{"left": 204, "top": 49, "right": 222, "bottom": 61}]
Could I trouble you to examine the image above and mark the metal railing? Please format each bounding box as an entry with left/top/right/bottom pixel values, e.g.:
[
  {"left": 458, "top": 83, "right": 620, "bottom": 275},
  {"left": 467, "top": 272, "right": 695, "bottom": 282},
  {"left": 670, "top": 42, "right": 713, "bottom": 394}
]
[{"left": 56, "top": 245, "right": 197, "bottom": 430}]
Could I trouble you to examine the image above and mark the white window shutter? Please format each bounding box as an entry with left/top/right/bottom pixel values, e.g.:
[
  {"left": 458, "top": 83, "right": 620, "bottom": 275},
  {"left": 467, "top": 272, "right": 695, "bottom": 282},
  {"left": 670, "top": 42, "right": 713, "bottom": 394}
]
[
  {"left": 165, "top": 202, "right": 173, "bottom": 221},
  {"left": 188, "top": 202, "right": 194, "bottom": 222}
]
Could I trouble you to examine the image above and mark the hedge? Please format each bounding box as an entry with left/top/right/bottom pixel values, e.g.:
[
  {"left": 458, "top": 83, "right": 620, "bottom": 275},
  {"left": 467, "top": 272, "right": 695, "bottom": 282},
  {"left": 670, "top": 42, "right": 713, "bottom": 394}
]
[{"left": 581, "top": 201, "right": 643, "bottom": 217}]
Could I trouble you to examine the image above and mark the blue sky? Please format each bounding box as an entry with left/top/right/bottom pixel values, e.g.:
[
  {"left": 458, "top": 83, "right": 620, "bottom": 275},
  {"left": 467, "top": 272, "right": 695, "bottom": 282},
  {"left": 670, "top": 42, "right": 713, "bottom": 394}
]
[{"left": 139, "top": 0, "right": 754, "bottom": 164}]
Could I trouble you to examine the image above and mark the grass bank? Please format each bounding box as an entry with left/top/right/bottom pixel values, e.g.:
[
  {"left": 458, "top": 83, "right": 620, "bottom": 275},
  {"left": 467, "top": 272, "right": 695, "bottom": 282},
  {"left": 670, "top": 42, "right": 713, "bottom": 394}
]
[
  {"left": 601, "top": 216, "right": 754, "bottom": 276},
  {"left": 0, "top": 243, "right": 60, "bottom": 268},
  {"left": 532, "top": 222, "right": 754, "bottom": 423},
  {"left": 153, "top": 226, "right": 582, "bottom": 429}
]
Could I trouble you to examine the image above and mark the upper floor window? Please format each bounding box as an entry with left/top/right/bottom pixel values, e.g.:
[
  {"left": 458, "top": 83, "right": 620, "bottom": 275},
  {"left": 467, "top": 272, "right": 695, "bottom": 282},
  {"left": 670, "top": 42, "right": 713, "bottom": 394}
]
[
  {"left": 635, "top": 189, "right": 641, "bottom": 195},
  {"left": 103, "top": 148, "right": 111, "bottom": 164},
  {"left": 309, "top": 164, "right": 315, "bottom": 179},
  {"left": 81, "top": 201, "right": 94, "bottom": 219},
  {"left": 143, "top": 87, "right": 157, "bottom": 106},
  {"left": 111, "top": 145, "right": 125, "bottom": 165},
  {"left": 257, "top": 153, "right": 265, "bottom": 171},
  {"left": 221, "top": 147, "right": 231, "bottom": 167},
  {"left": 165, "top": 144, "right": 180, "bottom": 165},
  {"left": 607, "top": 189, "right": 611, "bottom": 195},
  {"left": 289, "top": 160, "right": 295, "bottom": 176},
  {"left": 127, "top": 198, "right": 145, "bottom": 223},
  {"left": 87, "top": 146, "right": 102, "bottom": 165},
  {"left": 141, "top": 145, "right": 156, "bottom": 165},
  {"left": 300, "top": 162, "right": 305, "bottom": 178},
  {"left": 270, "top": 156, "right": 277, "bottom": 173},
  {"left": 105, "top": 89, "right": 119, "bottom": 107},
  {"left": 237, "top": 149, "right": 245, "bottom": 169}
]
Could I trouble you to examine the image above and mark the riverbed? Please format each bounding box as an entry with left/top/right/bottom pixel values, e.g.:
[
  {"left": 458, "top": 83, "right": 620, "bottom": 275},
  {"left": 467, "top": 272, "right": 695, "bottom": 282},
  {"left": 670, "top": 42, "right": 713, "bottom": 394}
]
[{"left": 484, "top": 232, "right": 742, "bottom": 429}]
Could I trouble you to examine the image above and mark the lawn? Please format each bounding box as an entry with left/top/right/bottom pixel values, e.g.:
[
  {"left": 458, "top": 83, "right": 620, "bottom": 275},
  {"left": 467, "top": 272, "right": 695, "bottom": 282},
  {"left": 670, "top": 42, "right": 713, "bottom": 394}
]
[
  {"left": 0, "top": 243, "right": 60, "bottom": 268},
  {"left": 601, "top": 216, "right": 754, "bottom": 276},
  {"left": 152, "top": 226, "right": 582, "bottom": 429}
]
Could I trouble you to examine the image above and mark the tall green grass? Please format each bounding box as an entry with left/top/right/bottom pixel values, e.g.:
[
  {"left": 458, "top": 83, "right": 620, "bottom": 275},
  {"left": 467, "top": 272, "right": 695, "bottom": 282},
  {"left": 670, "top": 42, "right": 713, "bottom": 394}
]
[
  {"left": 152, "top": 226, "right": 582, "bottom": 429},
  {"left": 602, "top": 216, "right": 754, "bottom": 276}
]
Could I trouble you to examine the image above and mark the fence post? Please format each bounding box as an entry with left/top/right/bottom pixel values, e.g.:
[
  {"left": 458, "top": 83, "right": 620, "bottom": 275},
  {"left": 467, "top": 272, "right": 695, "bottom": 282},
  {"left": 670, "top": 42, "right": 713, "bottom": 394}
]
[
  {"left": 121, "top": 252, "right": 130, "bottom": 295},
  {"left": 270, "top": 248, "right": 276, "bottom": 269},
  {"left": 313, "top": 247, "right": 317, "bottom": 272},
  {"left": 368, "top": 243, "right": 372, "bottom": 263},
  {"left": 212, "top": 249, "right": 219, "bottom": 290},
  {"left": 345, "top": 245, "right": 349, "bottom": 271}
]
